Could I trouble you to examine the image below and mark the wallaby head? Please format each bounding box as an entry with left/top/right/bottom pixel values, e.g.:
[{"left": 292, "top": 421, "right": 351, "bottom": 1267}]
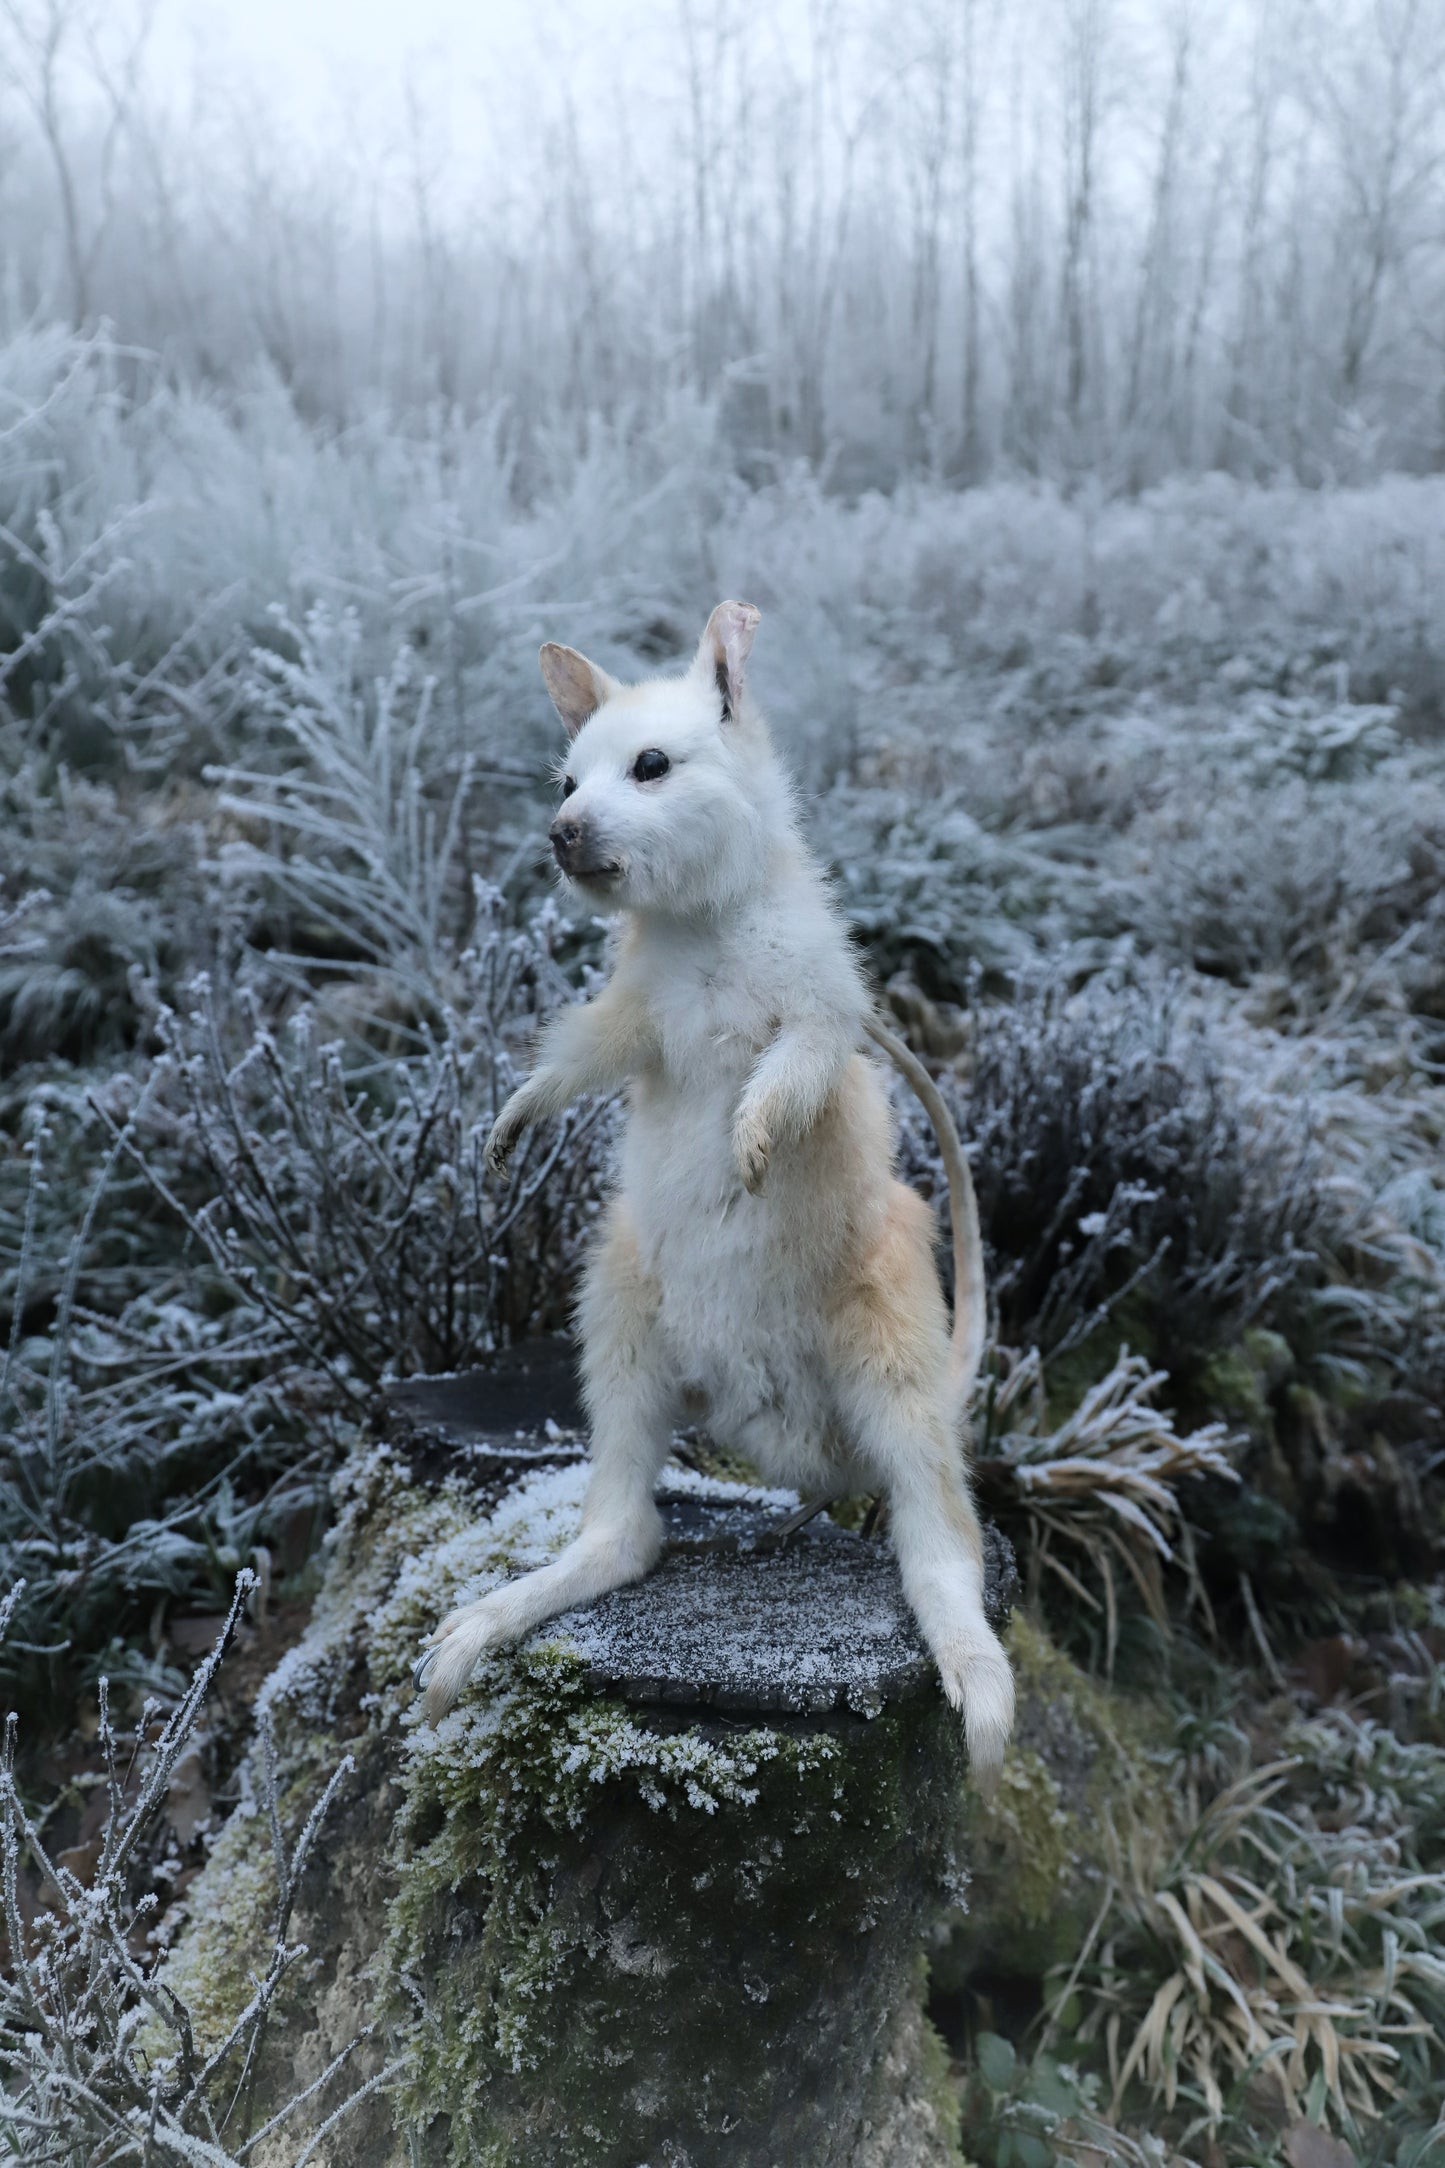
[{"left": 538, "top": 600, "right": 788, "bottom": 918}]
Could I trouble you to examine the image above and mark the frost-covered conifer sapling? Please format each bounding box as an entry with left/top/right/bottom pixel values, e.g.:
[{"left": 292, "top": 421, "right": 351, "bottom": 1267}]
[{"left": 415, "top": 602, "right": 1015, "bottom": 1782}]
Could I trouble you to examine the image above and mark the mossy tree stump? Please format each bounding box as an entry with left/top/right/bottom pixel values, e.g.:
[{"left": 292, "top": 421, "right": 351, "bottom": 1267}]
[{"left": 169, "top": 1351, "right": 1017, "bottom": 2168}]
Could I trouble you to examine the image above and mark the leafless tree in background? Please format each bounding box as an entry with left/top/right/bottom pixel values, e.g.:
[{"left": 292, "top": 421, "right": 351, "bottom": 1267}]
[
  {"left": 1, "top": 0, "right": 155, "bottom": 323},
  {"left": 1057, "top": 0, "right": 1110, "bottom": 453}
]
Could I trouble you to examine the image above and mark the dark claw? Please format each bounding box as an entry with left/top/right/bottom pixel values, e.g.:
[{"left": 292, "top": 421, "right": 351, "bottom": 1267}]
[{"left": 412, "top": 1646, "right": 439, "bottom": 1690}]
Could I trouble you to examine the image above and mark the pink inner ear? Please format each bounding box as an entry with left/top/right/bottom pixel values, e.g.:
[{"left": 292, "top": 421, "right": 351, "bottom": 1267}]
[
  {"left": 708, "top": 601, "right": 760, "bottom": 712},
  {"left": 540, "top": 643, "right": 606, "bottom": 739}
]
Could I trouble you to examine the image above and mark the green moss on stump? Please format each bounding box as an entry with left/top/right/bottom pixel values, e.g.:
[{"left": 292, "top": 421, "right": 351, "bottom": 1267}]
[
  {"left": 941, "top": 1615, "right": 1172, "bottom": 1982},
  {"left": 166, "top": 1443, "right": 984, "bottom": 2166},
  {"left": 388, "top": 1640, "right": 967, "bottom": 2165}
]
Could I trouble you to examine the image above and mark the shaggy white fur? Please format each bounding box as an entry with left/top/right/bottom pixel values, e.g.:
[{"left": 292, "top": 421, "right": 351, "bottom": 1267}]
[{"left": 417, "top": 602, "right": 1014, "bottom": 1782}]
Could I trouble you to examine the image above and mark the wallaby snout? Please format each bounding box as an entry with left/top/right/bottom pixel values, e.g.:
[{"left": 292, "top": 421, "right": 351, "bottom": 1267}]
[{"left": 549, "top": 810, "right": 613, "bottom": 881}]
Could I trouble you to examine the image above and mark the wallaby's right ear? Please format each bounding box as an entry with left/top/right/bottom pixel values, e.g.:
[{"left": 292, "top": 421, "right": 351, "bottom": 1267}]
[
  {"left": 696, "top": 600, "right": 760, "bottom": 721},
  {"left": 539, "top": 643, "right": 621, "bottom": 740}
]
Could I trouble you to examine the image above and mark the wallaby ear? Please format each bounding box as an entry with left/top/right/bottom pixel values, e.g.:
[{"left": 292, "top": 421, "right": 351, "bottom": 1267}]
[
  {"left": 539, "top": 643, "right": 621, "bottom": 740},
  {"left": 696, "top": 600, "right": 761, "bottom": 721}
]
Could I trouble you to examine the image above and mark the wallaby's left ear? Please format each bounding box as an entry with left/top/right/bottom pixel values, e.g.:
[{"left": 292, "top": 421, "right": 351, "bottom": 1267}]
[
  {"left": 539, "top": 643, "right": 623, "bottom": 740},
  {"left": 696, "top": 600, "right": 760, "bottom": 721}
]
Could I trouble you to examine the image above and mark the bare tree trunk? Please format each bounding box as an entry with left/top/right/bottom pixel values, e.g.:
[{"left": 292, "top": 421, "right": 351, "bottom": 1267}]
[
  {"left": 1223, "top": 8, "right": 1282, "bottom": 470},
  {"left": 801, "top": 0, "right": 833, "bottom": 463},
  {"left": 1004, "top": 23, "right": 1046, "bottom": 471},
  {"left": 404, "top": 73, "right": 457, "bottom": 408},
  {"left": 958, "top": 0, "right": 991, "bottom": 477},
  {"left": 2, "top": 0, "right": 89, "bottom": 322},
  {"left": 677, "top": 0, "right": 739, "bottom": 394},
  {"left": 1179, "top": 137, "right": 1227, "bottom": 466},
  {"left": 1059, "top": 0, "right": 1109, "bottom": 449},
  {"left": 1123, "top": 0, "right": 1192, "bottom": 457},
  {"left": 903, "top": 0, "right": 952, "bottom": 448}
]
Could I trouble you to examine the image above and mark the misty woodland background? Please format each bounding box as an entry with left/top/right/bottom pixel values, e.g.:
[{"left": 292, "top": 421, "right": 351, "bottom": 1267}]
[{"left": 2, "top": 0, "right": 1445, "bottom": 2159}]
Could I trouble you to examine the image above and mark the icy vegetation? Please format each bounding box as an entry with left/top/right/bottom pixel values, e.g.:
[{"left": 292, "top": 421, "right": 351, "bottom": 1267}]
[
  {"left": 0, "top": 1574, "right": 395, "bottom": 2163},
  {"left": 1, "top": 289, "right": 1444, "bottom": 2160}
]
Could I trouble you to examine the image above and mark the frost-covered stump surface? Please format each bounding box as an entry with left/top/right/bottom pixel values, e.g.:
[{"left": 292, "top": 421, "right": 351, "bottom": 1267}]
[
  {"left": 167, "top": 1366, "right": 1015, "bottom": 2168},
  {"left": 562, "top": 1493, "right": 1016, "bottom": 1717}
]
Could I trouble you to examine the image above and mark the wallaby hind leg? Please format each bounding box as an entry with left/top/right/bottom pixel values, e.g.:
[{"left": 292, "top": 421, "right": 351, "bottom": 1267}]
[
  {"left": 830, "top": 1184, "right": 1013, "bottom": 1785},
  {"left": 841, "top": 1356, "right": 1013, "bottom": 1785},
  {"left": 418, "top": 1203, "right": 675, "bottom": 1723},
  {"left": 884, "top": 1446, "right": 1014, "bottom": 1786}
]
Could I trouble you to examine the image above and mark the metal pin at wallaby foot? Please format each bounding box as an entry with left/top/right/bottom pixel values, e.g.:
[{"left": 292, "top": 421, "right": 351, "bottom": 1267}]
[{"left": 774, "top": 1496, "right": 829, "bottom": 1542}]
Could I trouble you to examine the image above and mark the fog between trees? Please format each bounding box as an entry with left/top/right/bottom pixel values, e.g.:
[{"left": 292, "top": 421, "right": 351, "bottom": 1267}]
[{"left": 3, "top": 0, "right": 1445, "bottom": 486}]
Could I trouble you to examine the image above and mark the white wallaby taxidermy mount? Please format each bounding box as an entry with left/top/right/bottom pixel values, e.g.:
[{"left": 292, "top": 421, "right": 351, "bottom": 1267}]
[{"left": 414, "top": 601, "right": 1014, "bottom": 1781}]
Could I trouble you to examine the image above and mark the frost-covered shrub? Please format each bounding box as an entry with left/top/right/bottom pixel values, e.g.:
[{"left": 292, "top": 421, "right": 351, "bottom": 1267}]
[
  {"left": 896, "top": 975, "right": 1348, "bottom": 1383},
  {"left": 0, "top": 333, "right": 726, "bottom": 784},
  {"left": 0, "top": 760, "right": 217, "bottom": 1075},
  {"left": 1200, "top": 691, "right": 1404, "bottom": 786},
  {"left": 1134, "top": 774, "right": 1445, "bottom": 1012},
  {"left": 827, "top": 787, "right": 1089, "bottom": 993},
  {"left": 156, "top": 618, "right": 618, "bottom": 1385},
  {"left": 210, "top": 608, "right": 528, "bottom": 1029},
  {"left": 901, "top": 474, "right": 1445, "bottom": 724},
  {"left": 0, "top": 1575, "right": 393, "bottom": 2163},
  {"left": 8, "top": 333, "right": 1445, "bottom": 802},
  {"left": 0, "top": 342, "right": 250, "bottom": 773},
  {"left": 0, "top": 886, "right": 164, "bottom": 1071},
  {"left": 0, "top": 1107, "right": 320, "bottom": 1725},
  {"left": 127, "top": 894, "right": 614, "bottom": 1397},
  {"left": 0, "top": 594, "right": 617, "bottom": 1707}
]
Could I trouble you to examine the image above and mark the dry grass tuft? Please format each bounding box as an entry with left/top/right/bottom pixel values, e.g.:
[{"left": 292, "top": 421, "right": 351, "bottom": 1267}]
[
  {"left": 1050, "top": 1745, "right": 1445, "bottom": 2141},
  {"left": 977, "top": 1346, "right": 1240, "bottom": 1670}
]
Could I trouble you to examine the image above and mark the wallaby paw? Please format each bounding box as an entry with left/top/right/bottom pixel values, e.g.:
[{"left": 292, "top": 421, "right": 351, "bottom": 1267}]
[
  {"left": 414, "top": 1593, "right": 517, "bottom": 1724},
  {"left": 935, "top": 1629, "right": 1015, "bottom": 1795},
  {"left": 733, "top": 1118, "right": 771, "bottom": 1195}
]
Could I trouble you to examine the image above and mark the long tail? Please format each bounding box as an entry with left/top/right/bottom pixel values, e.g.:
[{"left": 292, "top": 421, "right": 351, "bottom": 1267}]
[{"left": 864, "top": 1015, "right": 987, "bottom": 1412}]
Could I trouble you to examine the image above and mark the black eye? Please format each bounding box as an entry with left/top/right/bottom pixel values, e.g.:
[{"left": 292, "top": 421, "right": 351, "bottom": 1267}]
[
  {"left": 632, "top": 749, "right": 670, "bottom": 783},
  {"left": 561, "top": 775, "right": 577, "bottom": 798}
]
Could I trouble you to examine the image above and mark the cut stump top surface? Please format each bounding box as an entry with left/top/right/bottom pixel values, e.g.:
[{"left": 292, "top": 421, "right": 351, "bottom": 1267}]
[
  {"left": 559, "top": 1482, "right": 1017, "bottom": 1718},
  {"left": 385, "top": 1353, "right": 1018, "bottom": 1721}
]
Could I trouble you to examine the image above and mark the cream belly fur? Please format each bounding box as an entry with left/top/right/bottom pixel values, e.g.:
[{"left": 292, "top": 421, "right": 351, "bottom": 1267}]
[
  {"left": 414, "top": 601, "right": 1016, "bottom": 1784},
  {"left": 623, "top": 1056, "right": 897, "bottom": 1494}
]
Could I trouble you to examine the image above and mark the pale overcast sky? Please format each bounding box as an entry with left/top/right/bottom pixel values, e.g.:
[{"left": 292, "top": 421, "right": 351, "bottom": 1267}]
[{"left": 148, "top": 0, "right": 677, "bottom": 147}]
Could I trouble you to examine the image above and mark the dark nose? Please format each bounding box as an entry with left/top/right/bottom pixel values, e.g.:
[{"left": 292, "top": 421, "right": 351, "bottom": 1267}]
[{"left": 550, "top": 815, "right": 583, "bottom": 866}]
